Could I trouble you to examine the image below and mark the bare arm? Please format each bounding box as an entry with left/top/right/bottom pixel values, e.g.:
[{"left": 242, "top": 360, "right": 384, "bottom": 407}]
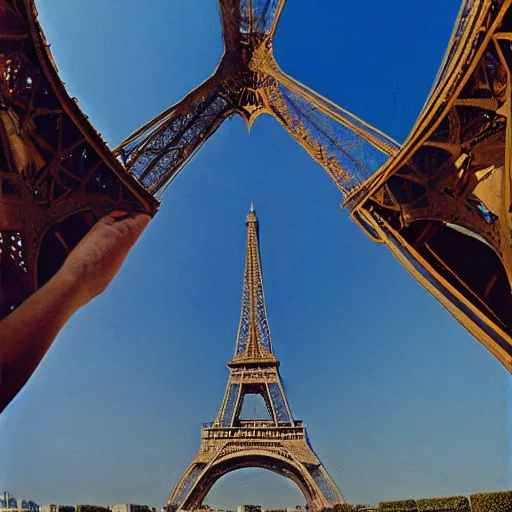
[{"left": 0, "top": 211, "right": 150, "bottom": 413}]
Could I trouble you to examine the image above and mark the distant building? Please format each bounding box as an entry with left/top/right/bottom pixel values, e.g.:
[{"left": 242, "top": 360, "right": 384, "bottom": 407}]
[
  {"left": 237, "top": 507, "right": 261, "bottom": 512},
  {"left": 39, "top": 505, "right": 73, "bottom": 512},
  {"left": 0, "top": 491, "right": 18, "bottom": 511},
  {"left": 112, "top": 505, "right": 149, "bottom": 512},
  {"left": 21, "top": 502, "right": 39, "bottom": 512},
  {"left": 39, "top": 504, "right": 75, "bottom": 512},
  {"left": 1, "top": 492, "right": 39, "bottom": 512}
]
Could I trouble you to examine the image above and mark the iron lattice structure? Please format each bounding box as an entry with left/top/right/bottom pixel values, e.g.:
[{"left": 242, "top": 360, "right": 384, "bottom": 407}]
[
  {"left": 3, "top": 0, "right": 512, "bottom": 374},
  {"left": 167, "top": 207, "right": 344, "bottom": 511},
  {"left": 0, "top": 0, "right": 158, "bottom": 319}
]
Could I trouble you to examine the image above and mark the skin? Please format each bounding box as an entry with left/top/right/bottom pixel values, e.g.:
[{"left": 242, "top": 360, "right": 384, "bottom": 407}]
[{"left": 0, "top": 210, "right": 151, "bottom": 413}]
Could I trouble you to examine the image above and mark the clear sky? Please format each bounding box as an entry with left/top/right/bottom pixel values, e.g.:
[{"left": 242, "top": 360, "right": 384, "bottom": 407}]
[{"left": 1, "top": 0, "right": 511, "bottom": 509}]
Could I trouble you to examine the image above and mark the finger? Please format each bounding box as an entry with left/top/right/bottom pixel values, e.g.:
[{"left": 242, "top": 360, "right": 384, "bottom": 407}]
[
  {"left": 110, "top": 213, "right": 151, "bottom": 245},
  {"left": 109, "top": 210, "right": 130, "bottom": 220},
  {"left": 95, "top": 210, "right": 128, "bottom": 228},
  {"left": 124, "top": 213, "right": 151, "bottom": 236},
  {"left": 97, "top": 210, "right": 148, "bottom": 229}
]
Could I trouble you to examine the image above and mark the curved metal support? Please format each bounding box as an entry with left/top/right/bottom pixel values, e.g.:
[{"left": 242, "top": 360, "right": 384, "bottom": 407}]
[
  {"left": 263, "top": 68, "right": 399, "bottom": 195},
  {"left": 350, "top": 0, "right": 512, "bottom": 372},
  {"left": 169, "top": 452, "right": 341, "bottom": 511}
]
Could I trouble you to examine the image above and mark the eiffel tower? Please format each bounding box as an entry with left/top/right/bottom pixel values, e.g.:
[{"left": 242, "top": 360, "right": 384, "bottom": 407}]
[{"left": 167, "top": 205, "right": 343, "bottom": 511}]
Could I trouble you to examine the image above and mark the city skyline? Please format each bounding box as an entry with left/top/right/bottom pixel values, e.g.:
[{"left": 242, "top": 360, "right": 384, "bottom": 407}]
[{"left": 1, "top": 0, "right": 510, "bottom": 509}]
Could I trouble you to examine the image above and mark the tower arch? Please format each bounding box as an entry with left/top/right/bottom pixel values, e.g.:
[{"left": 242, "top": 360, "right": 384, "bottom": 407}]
[{"left": 176, "top": 452, "right": 336, "bottom": 511}]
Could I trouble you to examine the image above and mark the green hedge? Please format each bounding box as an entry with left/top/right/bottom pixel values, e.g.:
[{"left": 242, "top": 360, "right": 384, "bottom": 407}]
[
  {"left": 76, "top": 506, "right": 109, "bottom": 512},
  {"left": 416, "top": 496, "right": 469, "bottom": 511},
  {"left": 322, "top": 506, "right": 368, "bottom": 512},
  {"left": 470, "top": 491, "right": 512, "bottom": 512},
  {"left": 378, "top": 501, "right": 417, "bottom": 512}
]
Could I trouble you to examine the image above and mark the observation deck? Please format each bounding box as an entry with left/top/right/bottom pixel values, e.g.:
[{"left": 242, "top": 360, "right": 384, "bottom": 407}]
[{"left": 200, "top": 420, "right": 306, "bottom": 442}]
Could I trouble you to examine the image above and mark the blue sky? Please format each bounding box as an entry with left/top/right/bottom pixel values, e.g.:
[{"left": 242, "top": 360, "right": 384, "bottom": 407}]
[{"left": 1, "top": 0, "right": 510, "bottom": 509}]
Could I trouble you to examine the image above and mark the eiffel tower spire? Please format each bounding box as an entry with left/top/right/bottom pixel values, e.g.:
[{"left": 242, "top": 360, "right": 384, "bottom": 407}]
[{"left": 229, "top": 204, "right": 278, "bottom": 367}]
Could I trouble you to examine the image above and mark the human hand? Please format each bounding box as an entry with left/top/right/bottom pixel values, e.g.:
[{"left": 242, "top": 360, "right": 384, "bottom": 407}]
[
  {"left": 57, "top": 211, "right": 151, "bottom": 308},
  {"left": 0, "top": 210, "right": 150, "bottom": 412}
]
